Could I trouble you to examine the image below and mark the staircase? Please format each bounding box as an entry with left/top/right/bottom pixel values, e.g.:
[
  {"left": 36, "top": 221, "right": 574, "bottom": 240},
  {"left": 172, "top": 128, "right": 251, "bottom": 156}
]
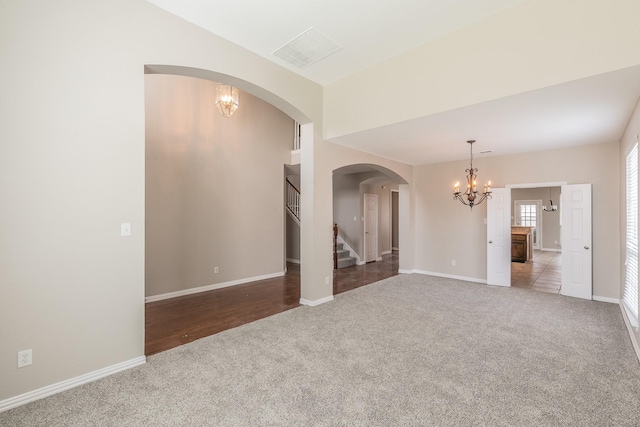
[{"left": 335, "top": 242, "right": 357, "bottom": 268}]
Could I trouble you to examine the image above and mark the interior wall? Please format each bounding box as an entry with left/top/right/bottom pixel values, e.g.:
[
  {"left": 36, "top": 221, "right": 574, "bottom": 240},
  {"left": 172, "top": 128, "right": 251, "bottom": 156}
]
[
  {"left": 0, "top": 0, "right": 323, "bottom": 403},
  {"left": 511, "top": 187, "right": 561, "bottom": 251},
  {"left": 145, "top": 74, "right": 293, "bottom": 297},
  {"left": 414, "top": 142, "right": 620, "bottom": 299}
]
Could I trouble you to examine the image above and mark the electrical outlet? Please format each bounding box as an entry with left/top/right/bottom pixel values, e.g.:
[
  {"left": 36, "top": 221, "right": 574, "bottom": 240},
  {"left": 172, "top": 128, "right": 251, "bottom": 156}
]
[
  {"left": 214, "top": 266, "right": 219, "bottom": 274},
  {"left": 325, "top": 276, "right": 330, "bottom": 285},
  {"left": 18, "top": 349, "right": 32, "bottom": 368}
]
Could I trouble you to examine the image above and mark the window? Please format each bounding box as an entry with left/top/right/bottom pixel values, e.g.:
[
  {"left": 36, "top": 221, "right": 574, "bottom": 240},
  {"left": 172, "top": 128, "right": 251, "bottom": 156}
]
[
  {"left": 624, "top": 143, "right": 638, "bottom": 326},
  {"left": 515, "top": 200, "right": 541, "bottom": 249}
]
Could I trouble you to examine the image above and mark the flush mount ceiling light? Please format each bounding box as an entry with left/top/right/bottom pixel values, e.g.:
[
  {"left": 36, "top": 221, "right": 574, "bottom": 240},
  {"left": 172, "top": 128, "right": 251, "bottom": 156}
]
[
  {"left": 453, "top": 140, "right": 492, "bottom": 210},
  {"left": 215, "top": 84, "right": 239, "bottom": 118}
]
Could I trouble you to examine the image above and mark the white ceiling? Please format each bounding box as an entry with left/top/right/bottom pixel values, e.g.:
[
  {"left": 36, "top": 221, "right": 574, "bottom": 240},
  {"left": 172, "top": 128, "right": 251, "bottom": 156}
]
[{"left": 147, "top": 0, "right": 640, "bottom": 166}]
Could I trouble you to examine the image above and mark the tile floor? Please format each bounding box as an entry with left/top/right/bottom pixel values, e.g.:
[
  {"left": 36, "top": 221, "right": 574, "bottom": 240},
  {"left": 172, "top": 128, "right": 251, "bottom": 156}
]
[{"left": 511, "top": 250, "right": 562, "bottom": 294}]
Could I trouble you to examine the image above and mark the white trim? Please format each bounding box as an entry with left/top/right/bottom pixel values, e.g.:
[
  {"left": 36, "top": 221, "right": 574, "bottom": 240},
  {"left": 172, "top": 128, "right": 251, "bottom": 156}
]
[
  {"left": 622, "top": 299, "right": 639, "bottom": 327},
  {"left": 392, "top": 247, "right": 399, "bottom": 251},
  {"left": 376, "top": 256, "right": 383, "bottom": 261},
  {"left": 286, "top": 258, "right": 300, "bottom": 264},
  {"left": 398, "top": 269, "right": 413, "bottom": 274},
  {"left": 619, "top": 302, "right": 640, "bottom": 363},
  {"left": 541, "top": 247, "right": 561, "bottom": 252},
  {"left": 381, "top": 250, "right": 391, "bottom": 255},
  {"left": 300, "top": 295, "right": 334, "bottom": 306},
  {"left": 0, "top": 356, "right": 146, "bottom": 413},
  {"left": 145, "top": 272, "right": 285, "bottom": 303},
  {"left": 506, "top": 181, "right": 567, "bottom": 189},
  {"left": 593, "top": 295, "right": 620, "bottom": 304},
  {"left": 412, "top": 269, "right": 487, "bottom": 284}
]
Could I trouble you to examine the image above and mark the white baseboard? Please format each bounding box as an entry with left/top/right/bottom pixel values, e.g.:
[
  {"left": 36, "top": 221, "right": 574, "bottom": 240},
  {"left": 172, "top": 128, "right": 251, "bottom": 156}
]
[
  {"left": 593, "top": 295, "right": 620, "bottom": 304},
  {"left": 300, "top": 295, "right": 334, "bottom": 306},
  {"left": 619, "top": 302, "right": 640, "bottom": 363},
  {"left": 145, "top": 271, "right": 285, "bottom": 303},
  {"left": 541, "top": 247, "right": 561, "bottom": 252},
  {"left": 0, "top": 356, "right": 146, "bottom": 413},
  {"left": 412, "top": 269, "right": 487, "bottom": 284},
  {"left": 381, "top": 250, "right": 392, "bottom": 255},
  {"left": 376, "top": 257, "right": 383, "bottom": 261},
  {"left": 392, "top": 247, "right": 399, "bottom": 251},
  {"left": 356, "top": 261, "right": 366, "bottom": 265},
  {"left": 398, "top": 269, "right": 413, "bottom": 274},
  {"left": 286, "top": 258, "right": 300, "bottom": 264}
]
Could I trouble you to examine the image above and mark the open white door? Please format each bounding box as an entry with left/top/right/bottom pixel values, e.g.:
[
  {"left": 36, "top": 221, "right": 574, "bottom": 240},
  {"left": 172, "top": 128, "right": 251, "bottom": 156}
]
[
  {"left": 561, "top": 184, "right": 592, "bottom": 300},
  {"left": 487, "top": 188, "right": 511, "bottom": 286}
]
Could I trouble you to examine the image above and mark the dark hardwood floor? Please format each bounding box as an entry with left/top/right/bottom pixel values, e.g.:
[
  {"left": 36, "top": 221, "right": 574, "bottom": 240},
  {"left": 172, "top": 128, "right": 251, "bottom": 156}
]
[{"left": 145, "top": 251, "right": 399, "bottom": 355}]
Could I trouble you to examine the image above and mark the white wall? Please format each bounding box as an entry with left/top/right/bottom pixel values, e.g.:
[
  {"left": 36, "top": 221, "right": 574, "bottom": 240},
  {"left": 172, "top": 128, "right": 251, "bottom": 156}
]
[
  {"left": 0, "top": 0, "right": 323, "bottom": 403},
  {"left": 414, "top": 142, "right": 620, "bottom": 299},
  {"left": 145, "top": 74, "right": 293, "bottom": 297}
]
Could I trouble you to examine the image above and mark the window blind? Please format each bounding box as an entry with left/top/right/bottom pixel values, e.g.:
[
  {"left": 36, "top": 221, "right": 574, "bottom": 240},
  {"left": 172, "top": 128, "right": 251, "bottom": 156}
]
[{"left": 624, "top": 143, "right": 638, "bottom": 326}]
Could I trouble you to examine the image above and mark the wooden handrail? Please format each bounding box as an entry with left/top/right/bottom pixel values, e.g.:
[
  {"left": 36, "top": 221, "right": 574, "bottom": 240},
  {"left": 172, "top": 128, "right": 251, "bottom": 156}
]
[{"left": 286, "top": 178, "right": 300, "bottom": 194}]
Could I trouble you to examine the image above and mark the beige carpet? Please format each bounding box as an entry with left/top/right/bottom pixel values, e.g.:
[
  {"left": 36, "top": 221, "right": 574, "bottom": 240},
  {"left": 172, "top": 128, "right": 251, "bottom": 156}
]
[{"left": 2, "top": 274, "right": 640, "bottom": 426}]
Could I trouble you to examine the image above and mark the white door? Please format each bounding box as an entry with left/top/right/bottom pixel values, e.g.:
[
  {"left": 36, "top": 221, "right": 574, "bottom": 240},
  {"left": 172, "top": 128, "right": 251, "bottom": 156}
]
[
  {"left": 364, "top": 193, "right": 378, "bottom": 262},
  {"left": 487, "top": 188, "right": 511, "bottom": 286},
  {"left": 561, "top": 184, "right": 592, "bottom": 300}
]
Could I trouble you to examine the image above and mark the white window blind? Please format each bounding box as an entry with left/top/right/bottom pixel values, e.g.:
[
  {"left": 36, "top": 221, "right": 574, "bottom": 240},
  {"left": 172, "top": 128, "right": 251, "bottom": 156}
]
[{"left": 624, "top": 143, "right": 638, "bottom": 326}]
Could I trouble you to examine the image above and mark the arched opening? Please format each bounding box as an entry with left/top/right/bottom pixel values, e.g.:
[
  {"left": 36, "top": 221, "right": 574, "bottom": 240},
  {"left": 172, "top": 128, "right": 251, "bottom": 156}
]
[
  {"left": 332, "top": 163, "right": 409, "bottom": 295},
  {"left": 143, "top": 66, "right": 312, "bottom": 355}
]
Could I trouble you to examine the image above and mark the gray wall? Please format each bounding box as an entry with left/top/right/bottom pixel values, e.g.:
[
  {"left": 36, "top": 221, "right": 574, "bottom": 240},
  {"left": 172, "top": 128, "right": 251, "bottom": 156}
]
[
  {"left": 145, "top": 74, "right": 293, "bottom": 296},
  {"left": 511, "top": 187, "right": 561, "bottom": 251}
]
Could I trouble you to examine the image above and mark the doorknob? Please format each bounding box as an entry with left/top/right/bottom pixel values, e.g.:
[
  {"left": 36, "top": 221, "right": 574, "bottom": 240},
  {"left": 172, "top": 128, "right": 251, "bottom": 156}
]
[
  {"left": 488, "top": 240, "right": 493, "bottom": 244},
  {"left": 584, "top": 245, "right": 590, "bottom": 250}
]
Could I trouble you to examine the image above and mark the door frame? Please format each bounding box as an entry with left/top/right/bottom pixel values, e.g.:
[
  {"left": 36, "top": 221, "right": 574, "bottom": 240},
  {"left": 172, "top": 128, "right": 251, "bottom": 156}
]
[{"left": 503, "top": 182, "right": 568, "bottom": 286}]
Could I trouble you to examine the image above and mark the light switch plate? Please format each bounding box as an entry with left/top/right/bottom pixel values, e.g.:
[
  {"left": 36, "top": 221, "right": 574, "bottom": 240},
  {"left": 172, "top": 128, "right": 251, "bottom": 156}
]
[{"left": 121, "top": 222, "right": 131, "bottom": 237}]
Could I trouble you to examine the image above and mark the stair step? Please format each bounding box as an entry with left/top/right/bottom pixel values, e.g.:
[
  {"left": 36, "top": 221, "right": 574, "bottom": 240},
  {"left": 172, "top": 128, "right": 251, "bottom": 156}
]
[
  {"left": 337, "top": 249, "right": 351, "bottom": 259},
  {"left": 337, "top": 256, "right": 357, "bottom": 269},
  {"left": 335, "top": 243, "right": 344, "bottom": 251}
]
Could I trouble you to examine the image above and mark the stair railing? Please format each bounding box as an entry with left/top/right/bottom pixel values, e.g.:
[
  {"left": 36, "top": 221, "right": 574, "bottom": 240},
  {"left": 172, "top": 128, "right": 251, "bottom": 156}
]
[
  {"left": 333, "top": 224, "right": 338, "bottom": 269},
  {"left": 286, "top": 178, "right": 300, "bottom": 224}
]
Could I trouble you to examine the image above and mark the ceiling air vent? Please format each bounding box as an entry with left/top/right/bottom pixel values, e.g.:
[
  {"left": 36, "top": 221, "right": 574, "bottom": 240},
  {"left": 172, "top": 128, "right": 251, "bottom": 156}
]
[{"left": 273, "top": 27, "right": 342, "bottom": 69}]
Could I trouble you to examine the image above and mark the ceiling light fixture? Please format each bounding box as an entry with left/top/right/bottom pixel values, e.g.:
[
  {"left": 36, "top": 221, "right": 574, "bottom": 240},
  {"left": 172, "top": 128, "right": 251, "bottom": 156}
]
[
  {"left": 453, "top": 140, "right": 492, "bottom": 209},
  {"left": 215, "top": 84, "right": 239, "bottom": 118}
]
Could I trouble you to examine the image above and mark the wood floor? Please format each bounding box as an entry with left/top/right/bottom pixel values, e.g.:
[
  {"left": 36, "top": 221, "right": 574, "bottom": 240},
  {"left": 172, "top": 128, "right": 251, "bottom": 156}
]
[
  {"left": 145, "top": 251, "right": 399, "bottom": 355},
  {"left": 511, "top": 250, "right": 562, "bottom": 294}
]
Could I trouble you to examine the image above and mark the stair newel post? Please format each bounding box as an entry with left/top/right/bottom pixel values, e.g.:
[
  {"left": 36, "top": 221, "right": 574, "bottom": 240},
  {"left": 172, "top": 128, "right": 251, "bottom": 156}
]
[{"left": 333, "top": 224, "right": 338, "bottom": 269}]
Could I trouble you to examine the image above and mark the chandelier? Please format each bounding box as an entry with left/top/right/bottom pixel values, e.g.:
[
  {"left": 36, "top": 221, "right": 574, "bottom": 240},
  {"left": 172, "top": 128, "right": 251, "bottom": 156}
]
[
  {"left": 215, "top": 84, "right": 239, "bottom": 118},
  {"left": 453, "top": 140, "right": 492, "bottom": 209},
  {"left": 543, "top": 188, "right": 558, "bottom": 211}
]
